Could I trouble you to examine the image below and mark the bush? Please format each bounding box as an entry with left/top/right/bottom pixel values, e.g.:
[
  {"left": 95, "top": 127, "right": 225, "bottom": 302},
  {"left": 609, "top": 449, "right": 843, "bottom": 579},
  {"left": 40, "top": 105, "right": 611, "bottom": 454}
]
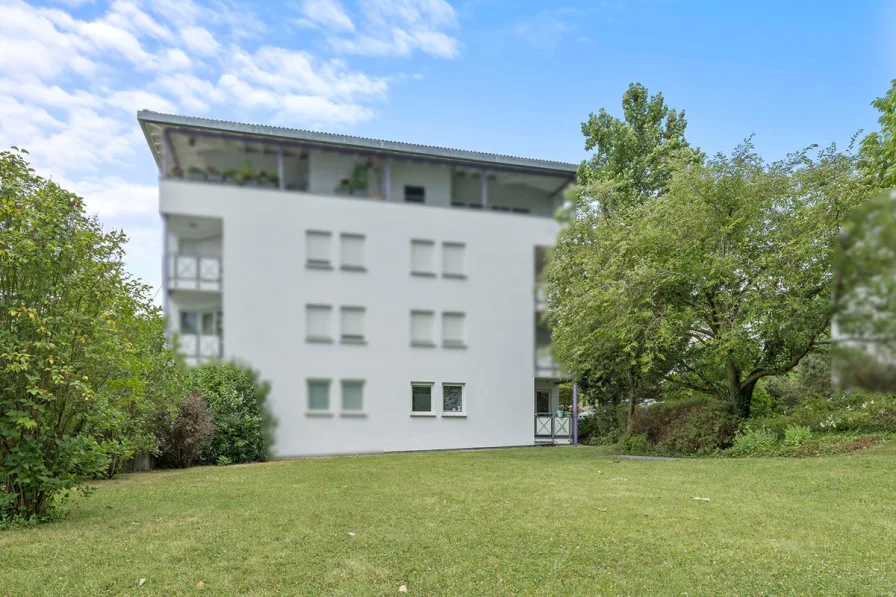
[
  {"left": 157, "top": 395, "right": 215, "bottom": 468},
  {"left": 746, "top": 391, "right": 896, "bottom": 435},
  {"left": 579, "top": 404, "right": 627, "bottom": 445},
  {"left": 186, "top": 364, "right": 274, "bottom": 465},
  {"left": 620, "top": 432, "right": 650, "bottom": 454},
  {"left": 784, "top": 425, "right": 812, "bottom": 447},
  {"left": 731, "top": 428, "right": 779, "bottom": 456},
  {"left": 627, "top": 396, "right": 738, "bottom": 455}
]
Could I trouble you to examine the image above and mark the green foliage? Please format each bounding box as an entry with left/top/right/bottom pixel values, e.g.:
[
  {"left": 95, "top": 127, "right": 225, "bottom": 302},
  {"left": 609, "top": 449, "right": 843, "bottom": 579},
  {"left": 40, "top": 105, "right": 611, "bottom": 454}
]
[
  {"left": 784, "top": 425, "right": 812, "bottom": 447},
  {"left": 627, "top": 396, "right": 738, "bottom": 455},
  {"left": 186, "top": 363, "right": 274, "bottom": 465},
  {"left": 619, "top": 432, "right": 650, "bottom": 454},
  {"left": 747, "top": 391, "right": 896, "bottom": 435},
  {"left": 859, "top": 79, "right": 896, "bottom": 187},
  {"left": 156, "top": 395, "right": 215, "bottom": 468},
  {"left": 0, "top": 148, "right": 180, "bottom": 523},
  {"left": 730, "top": 428, "right": 779, "bottom": 455}
]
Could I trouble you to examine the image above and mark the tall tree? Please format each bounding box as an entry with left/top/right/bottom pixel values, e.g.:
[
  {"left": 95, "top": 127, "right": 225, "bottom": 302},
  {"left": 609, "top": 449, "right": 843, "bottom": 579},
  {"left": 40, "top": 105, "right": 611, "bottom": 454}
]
[{"left": 860, "top": 79, "right": 896, "bottom": 187}]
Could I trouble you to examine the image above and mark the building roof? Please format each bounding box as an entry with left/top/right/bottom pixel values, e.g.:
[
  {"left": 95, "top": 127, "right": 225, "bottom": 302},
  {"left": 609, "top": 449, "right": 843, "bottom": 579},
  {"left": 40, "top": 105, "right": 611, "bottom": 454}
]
[{"left": 137, "top": 111, "right": 578, "bottom": 177}]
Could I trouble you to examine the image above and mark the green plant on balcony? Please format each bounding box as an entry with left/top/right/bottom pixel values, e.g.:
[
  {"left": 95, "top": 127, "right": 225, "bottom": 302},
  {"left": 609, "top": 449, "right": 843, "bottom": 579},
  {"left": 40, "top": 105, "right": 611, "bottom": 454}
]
[
  {"left": 350, "top": 163, "right": 369, "bottom": 195},
  {"left": 238, "top": 160, "right": 255, "bottom": 184},
  {"left": 222, "top": 168, "right": 239, "bottom": 183}
]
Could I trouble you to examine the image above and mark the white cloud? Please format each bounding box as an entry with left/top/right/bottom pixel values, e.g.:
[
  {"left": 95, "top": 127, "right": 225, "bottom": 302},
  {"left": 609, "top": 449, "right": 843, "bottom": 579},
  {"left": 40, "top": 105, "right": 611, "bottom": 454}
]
[
  {"left": 106, "top": 89, "right": 178, "bottom": 114},
  {"left": 180, "top": 26, "right": 220, "bottom": 56},
  {"left": 297, "top": 0, "right": 355, "bottom": 32},
  {"left": 157, "top": 73, "right": 225, "bottom": 112},
  {"left": 159, "top": 48, "right": 192, "bottom": 71}
]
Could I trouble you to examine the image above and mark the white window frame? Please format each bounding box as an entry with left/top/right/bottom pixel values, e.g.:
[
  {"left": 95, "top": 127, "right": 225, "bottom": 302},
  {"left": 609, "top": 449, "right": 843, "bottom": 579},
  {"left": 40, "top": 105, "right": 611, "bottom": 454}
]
[
  {"left": 410, "top": 310, "right": 436, "bottom": 347},
  {"left": 441, "top": 311, "right": 467, "bottom": 349},
  {"left": 340, "top": 306, "right": 366, "bottom": 345},
  {"left": 410, "top": 239, "right": 436, "bottom": 277},
  {"left": 410, "top": 382, "right": 435, "bottom": 416},
  {"left": 306, "top": 378, "right": 332, "bottom": 415},
  {"left": 441, "top": 382, "right": 466, "bottom": 417},
  {"left": 340, "top": 379, "right": 365, "bottom": 416},
  {"left": 441, "top": 241, "right": 467, "bottom": 279},
  {"left": 340, "top": 233, "right": 366, "bottom": 272},
  {"left": 306, "top": 304, "right": 333, "bottom": 343},
  {"left": 306, "top": 230, "right": 332, "bottom": 269}
]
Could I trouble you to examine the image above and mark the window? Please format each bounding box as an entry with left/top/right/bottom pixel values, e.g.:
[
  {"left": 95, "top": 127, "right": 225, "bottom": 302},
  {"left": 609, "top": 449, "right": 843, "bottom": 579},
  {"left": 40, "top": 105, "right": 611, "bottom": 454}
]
[
  {"left": 442, "top": 312, "right": 466, "bottom": 348},
  {"left": 306, "top": 230, "right": 332, "bottom": 269},
  {"left": 340, "top": 233, "right": 365, "bottom": 271},
  {"left": 442, "top": 383, "right": 465, "bottom": 415},
  {"left": 306, "top": 305, "right": 332, "bottom": 342},
  {"left": 341, "top": 380, "right": 364, "bottom": 413},
  {"left": 179, "top": 238, "right": 199, "bottom": 254},
  {"left": 201, "top": 312, "right": 215, "bottom": 335},
  {"left": 404, "top": 185, "right": 425, "bottom": 203},
  {"left": 411, "top": 383, "right": 433, "bottom": 414},
  {"left": 340, "top": 306, "right": 366, "bottom": 344},
  {"left": 442, "top": 242, "right": 466, "bottom": 279},
  {"left": 307, "top": 379, "right": 330, "bottom": 412},
  {"left": 410, "top": 310, "right": 435, "bottom": 347},
  {"left": 410, "top": 239, "right": 435, "bottom": 276},
  {"left": 180, "top": 311, "right": 199, "bottom": 334}
]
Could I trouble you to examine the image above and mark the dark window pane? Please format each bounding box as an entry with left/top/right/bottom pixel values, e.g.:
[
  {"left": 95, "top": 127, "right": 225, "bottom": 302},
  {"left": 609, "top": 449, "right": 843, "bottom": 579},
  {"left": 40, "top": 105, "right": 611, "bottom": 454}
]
[
  {"left": 201, "top": 312, "right": 215, "bottom": 335},
  {"left": 412, "top": 385, "right": 431, "bottom": 412},
  {"left": 180, "top": 311, "right": 199, "bottom": 334},
  {"left": 405, "top": 185, "right": 425, "bottom": 203},
  {"left": 443, "top": 385, "right": 463, "bottom": 412}
]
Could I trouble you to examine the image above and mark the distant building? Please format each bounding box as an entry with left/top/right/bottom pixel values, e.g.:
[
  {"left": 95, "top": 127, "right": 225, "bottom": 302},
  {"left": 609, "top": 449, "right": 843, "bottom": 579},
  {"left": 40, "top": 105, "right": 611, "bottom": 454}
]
[{"left": 138, "top": 111, "right": 576, "bottom": 456}]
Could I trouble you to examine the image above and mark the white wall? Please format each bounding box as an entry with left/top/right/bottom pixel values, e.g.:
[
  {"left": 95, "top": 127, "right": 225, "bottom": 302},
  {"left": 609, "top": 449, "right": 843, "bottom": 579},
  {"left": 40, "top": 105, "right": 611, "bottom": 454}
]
[{"left": 161, "top": 179, "right": 560, "bottom": 457}]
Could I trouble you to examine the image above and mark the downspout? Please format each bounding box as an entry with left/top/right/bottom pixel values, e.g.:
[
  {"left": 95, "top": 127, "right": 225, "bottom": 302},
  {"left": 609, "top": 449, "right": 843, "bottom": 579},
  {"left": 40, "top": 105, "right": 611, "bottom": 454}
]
[{"left": 572, "top": 381, "right": 578, "bottom": 445}]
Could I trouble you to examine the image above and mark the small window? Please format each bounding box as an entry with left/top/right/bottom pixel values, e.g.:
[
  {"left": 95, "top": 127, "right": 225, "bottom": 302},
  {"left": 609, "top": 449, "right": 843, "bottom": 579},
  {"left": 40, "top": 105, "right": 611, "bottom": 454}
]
[
  {"left": 442, "top": 383, "right": 465, "bottom": 415},
  {"left": 341, "top": 380, "right": 364, "bottom": 413},
  {"left": 340, "top": 306, "right": 366, "bottom": 344},
  {"left": 307, "top": 379, "right": 330, "bottom": 412},
  {"left": 404, "top": 185, "right": 425, "bottom": 203},
  {"left": 201, "top": 312, "right": 215, "bottom": 335},
  {"left": 411, "top": 383, "right": 433, "bottom": 414},
  {"left": 179, "top": 238, "right": 199, "bottom": 254},
  {"left": 180, "top": 311, "right": 199, "bottom": 334},
  {"left": 340, "top": 233, "right": 365, "bottom": 271},
  {"left": 442, "top": 312, "right": 466, "bottom": 348},
  {"left": 411, "top": 310, "right": 435, "bottom": 347},
  {"left": 442, "top": 242, "right": 466, "bottom": 279},
  {"left": 306, "top": 230, "right": 332, "bottom": 269},
  {"left": 410, "top": 239, "right": 435, "bottom": 276},
  {"left": 306, "top": 305, "right": 332, "bottom": 342}
]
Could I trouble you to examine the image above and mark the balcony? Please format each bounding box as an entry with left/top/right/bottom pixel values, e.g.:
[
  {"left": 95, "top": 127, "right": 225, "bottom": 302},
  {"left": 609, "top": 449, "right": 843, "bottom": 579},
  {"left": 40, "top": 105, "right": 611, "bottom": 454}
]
[
  {"left": 178, "top": 333, "right": 222, "bottom": 367},
  {"left": 170, "top": 253, "right": 222, "bottom": 292},
  {"left": 536, "top": 351, "right": 566, "bottom": 379}
]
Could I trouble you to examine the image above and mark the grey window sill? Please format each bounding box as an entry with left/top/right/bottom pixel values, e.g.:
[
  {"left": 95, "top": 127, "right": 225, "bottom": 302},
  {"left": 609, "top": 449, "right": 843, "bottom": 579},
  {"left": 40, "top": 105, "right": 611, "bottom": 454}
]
[
  {"left": 411, "top": 271, "right": 437, "bottom": 278},
  {"left": 441, "top": 412, "right": 467, "bottom": 418},
  {"left": 410, "top": 412, "right": 437, "bottom": 417},
  {"left": 306, "top": 411, "right": 333, "bottom": 417},
  {"left": 442, "top": 273, "right": 467, "bottom": 280},
  {"left": 306, "top": 262, "right": 333, "bottom": 270},
  {"left": 306, "top": 336, "right": 334, "bottom": 344},
  {"left": 340, "top": 411, "right": 367, "bottom": 417},
  {"left": 411, "top": 341, "right": 436, "bottom": 348},
  {"left": 442, "top": 342, "right": 468, "bottom": 349},
  {"left": 341, "top": 337, "right": 367, "bottom": 345},
  {"left": 341, "top": 265, "right": 367, "bottom": 273}
]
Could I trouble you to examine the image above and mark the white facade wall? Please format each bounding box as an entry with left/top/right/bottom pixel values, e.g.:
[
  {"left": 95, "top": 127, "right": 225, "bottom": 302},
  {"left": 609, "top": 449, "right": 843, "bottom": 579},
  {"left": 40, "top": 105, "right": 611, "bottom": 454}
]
[{"left": 161, "top": 180, "right": 560, "bottom": 456}]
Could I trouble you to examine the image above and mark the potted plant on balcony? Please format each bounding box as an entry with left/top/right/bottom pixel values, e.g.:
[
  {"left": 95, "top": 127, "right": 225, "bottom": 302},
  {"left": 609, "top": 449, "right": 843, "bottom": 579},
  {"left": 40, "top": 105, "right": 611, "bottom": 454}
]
[
  {"left": 206, "top": 166, "right": 223, "bottom": 183},
  {"left": 257, "top": 170, "right": 276, "bottom": 188},
  {"left": 238, "top": 160, "right": 257, "bottom": 186},
  {"left": 335, "top": 177, "right": 352, "bottom": 195},
  {"left": 171, "top": 166, "right": 184, "bottom": 179},
  {"left": 222, "top": 168, "right": 238, "bottom": 184},
  {"left": 350, "top": 163, "right": 369, "bottom": 197},
  {"left": 187, "top": 166, "right": 206, "bottom": 182}
]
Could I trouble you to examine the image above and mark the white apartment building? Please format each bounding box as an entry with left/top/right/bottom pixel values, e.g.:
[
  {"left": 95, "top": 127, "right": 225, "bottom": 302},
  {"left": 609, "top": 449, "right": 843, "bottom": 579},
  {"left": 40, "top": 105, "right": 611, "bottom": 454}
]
[{"left": 138, "top": 111, "right": 577, "bottom": 457}]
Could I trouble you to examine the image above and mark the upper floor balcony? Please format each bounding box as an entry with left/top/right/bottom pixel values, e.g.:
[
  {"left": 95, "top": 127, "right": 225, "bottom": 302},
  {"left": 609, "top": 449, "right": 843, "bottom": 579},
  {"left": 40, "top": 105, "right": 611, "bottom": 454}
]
[
  {"left": 139, "top": 111, "right": 577, "bottom": 220},
  {"left": 166, "top": 215, "right": 222, "bottom": 293}
]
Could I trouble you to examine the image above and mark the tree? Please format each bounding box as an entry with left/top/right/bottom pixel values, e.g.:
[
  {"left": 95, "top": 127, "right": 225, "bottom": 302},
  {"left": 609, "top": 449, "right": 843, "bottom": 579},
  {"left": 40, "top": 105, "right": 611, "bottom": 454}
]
[
  {"left": 577, "top": 82, "right": 698, "bottom": 218},
  {"left": 0, "top": 148, "right": 178, "bottom": 521},
  {"left": 550, "top": 140, "right": 871, "bottom": 420},
  {"left": 859, "top": 79, "right": 896, "bottom": 187}
]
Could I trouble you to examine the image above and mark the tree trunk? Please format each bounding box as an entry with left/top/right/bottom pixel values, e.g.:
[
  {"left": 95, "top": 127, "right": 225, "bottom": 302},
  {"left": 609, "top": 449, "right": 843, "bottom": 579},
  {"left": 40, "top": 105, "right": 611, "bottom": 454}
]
[
  {"left": 626, "top": 372, "right": 637, "bottom": 433},
  {"left": 733, "top": 380, "right": 757, "bottom": 419}
]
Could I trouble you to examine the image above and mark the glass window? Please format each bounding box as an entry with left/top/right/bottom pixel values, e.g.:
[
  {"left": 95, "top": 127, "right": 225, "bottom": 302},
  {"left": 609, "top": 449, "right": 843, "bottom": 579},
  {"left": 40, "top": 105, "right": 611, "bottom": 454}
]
[
  {"left": 442, "top": 242, "right": 466, "bottom": 278},
  {"left": 180, "top": 311, "right": 199, "bottom": 334},
  {"left": 410, "top": 310, "right": 435, "bottom": 346},
  {"left": 201, "top": 312, "right": 215, "bottom": 335},
  {"left": 306, "top": 305, "right": 332, "bottom": 342},
  {"left": 443, "top": 383, "right": 464, "bottom": 414},
  {"left": 340, "top": 307, "right": 365, "bottom": 343},
  {"left": 442, "top": 312, "right": 466, "bottom": 348},
  {"left": 306, "top": 230, "right": 332, "bottom": 267},
  {"left": 308, "top": 380, "right": 330, "bottom": 411},
  {"left": 341, "top": 381, "right": 364, "bottom": 412},
  {"left": 340, "top": 233, "right": 365, "bottom": 271},
  {"left": 405, "top": 185, "right": 425, "bottom": 203},
  {"left": 410, "top": 239, "right": 435, "bottom": 275},
  {"left": 411, "top": 383, "right": 432, "bottom": 413}
]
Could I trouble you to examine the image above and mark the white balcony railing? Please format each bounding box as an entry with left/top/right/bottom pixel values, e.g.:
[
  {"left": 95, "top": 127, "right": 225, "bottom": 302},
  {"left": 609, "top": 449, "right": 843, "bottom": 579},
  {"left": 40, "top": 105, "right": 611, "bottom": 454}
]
[
  {"left": 170, "top": 253, "right": 222, "bottom": 291},
  {"left": 535, "top": 414, "right": 571, "bottom": 443},
  {"left": 179, "top": 333, "right": 222, "bottom": 367}
]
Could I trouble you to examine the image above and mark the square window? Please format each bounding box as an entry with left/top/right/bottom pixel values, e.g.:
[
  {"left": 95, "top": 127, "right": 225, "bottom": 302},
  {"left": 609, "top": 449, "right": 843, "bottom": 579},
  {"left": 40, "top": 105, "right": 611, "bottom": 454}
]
[
  {"left": 442, "top": 312, "right": 466, "bottom": 348},
  {"left": 180, "top": 311, "right": 199, "bottom": 334},
  {"left": 306, "top": 305, "right": 332, "bottom": 342},
  {"left": 405, "top": 185, "right": 425, "bottom": 203},
  {"left": 410, "top": 310, "right": 435, "bottom": 347},
  {"left": 341, "top": 380, "right": 364, "bottom": 412},
  {"left": 340, "top": 306, "right": 365, "bottom": 344},
  {"left": 442, "top": 242, "right": 466, "bottom": 278},
  {"left": 308, "top": 380, "right": 330, "bottom": 412},
  {"left": 442, "top": 383, "right": 465, "bottom": 415},
  {"left": 411, "top": 239, "right": 435, "bottom": 276},
  {"left": 411, "top": 383, "right": 433, "bottom": 414},
  {"left": 306, "top": 230, "right": 332, "bottom": 268},
  {"left": 340, "top": 233, "right": 365, "bottom": 271}
]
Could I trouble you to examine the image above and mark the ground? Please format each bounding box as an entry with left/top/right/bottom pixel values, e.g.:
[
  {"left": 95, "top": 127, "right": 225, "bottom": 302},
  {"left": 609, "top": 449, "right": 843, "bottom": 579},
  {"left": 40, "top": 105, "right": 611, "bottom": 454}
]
[{"left": 2, "top": 445, "right": 895, "bottom": 596}]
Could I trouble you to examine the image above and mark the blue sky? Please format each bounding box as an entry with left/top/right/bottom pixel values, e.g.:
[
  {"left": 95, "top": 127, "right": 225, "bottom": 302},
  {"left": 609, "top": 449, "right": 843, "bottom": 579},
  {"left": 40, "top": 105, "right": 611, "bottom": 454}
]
[{"left": 0, "top": 0, "right": 892, "bottom": 292}]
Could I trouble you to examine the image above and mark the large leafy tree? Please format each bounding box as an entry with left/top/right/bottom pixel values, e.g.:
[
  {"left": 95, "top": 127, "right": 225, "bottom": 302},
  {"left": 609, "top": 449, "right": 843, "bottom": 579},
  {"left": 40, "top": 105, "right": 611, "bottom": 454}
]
[
  {"left": 0, "top": 148, "right": 179, "bottom": 521},
  {"left": 860, "top": 79, "right": 896, "bottom": 187},
  {"left": 550, "top": 141, "right": 871, "bottom": 419}
]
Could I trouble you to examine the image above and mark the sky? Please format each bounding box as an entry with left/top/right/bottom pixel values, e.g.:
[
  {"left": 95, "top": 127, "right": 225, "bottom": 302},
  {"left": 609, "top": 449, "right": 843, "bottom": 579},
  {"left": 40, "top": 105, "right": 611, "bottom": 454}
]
[{"left": 0, "top": 0, "right": 893, "bottom": 295}]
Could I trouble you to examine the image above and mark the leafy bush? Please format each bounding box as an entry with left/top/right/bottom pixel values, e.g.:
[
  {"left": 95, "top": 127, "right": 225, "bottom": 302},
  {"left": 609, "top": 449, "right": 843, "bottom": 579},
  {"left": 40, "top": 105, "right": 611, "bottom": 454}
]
[
  {"left": 156, "top": 395, "right": 215, "bottom": 468},
  {"left": 620, "top": 432, "right": 650, "bottom": 454},
  {"left": 784, "top": 425, "right": 812, "bottom": 447},
  {"left": 580, "top": 404, "right": 628, "bottom": 445},
  {"left": 746, "top": 391, "right": 896, "bottom": 435},
  {"left": 627, "top": 396, "right": 738, "bottom": 455},
  {"left": 731, "top": 428, "right": 779, "bottom": 455},
  {"left": 186, "top": 364, "right": 274, "bottom": 465}
]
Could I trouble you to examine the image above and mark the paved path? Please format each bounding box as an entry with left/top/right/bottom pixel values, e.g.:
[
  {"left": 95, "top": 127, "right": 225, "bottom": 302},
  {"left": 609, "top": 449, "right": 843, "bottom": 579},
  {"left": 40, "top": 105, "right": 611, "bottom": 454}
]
[{"left": 598, "top": 454, "right": 681, "bottom": 461}]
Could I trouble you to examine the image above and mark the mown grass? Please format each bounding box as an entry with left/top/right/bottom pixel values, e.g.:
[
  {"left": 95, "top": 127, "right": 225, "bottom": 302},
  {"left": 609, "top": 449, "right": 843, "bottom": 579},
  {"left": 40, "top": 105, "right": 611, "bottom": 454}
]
[{"left": 2, "top": 444, "right": 895, "bottom": 596}]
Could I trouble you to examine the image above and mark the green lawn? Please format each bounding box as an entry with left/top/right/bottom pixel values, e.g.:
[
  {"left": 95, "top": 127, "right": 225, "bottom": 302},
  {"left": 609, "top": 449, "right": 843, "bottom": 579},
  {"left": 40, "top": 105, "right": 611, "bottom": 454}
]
[{"left": 2, "top": 445, "right": 896, "bottom": 596}]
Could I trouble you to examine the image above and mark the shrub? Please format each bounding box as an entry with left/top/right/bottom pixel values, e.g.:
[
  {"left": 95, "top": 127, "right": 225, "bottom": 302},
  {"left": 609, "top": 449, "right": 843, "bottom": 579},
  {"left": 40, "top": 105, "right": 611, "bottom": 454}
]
[
  {"left": 186, "top": 364, "right": 274, "bottom": 465},
  {"left": 579, "top": 404, "right": 627, "bottom": 445},
  {"left": 620, "top": 432, "right": 650, "bottom": 454},
  {"left": 730, "top": 428, "right": 779, "bottom": 456},
  {"left": 628, "top": 396, "right": 738, "bottom": 455},
  {"left": 784, "top": 425, "right": 812, "bottom": 447},
  {"left": 746, "top": 391, "right": 896, "bottom": 435},
  {"left": 157, "top": 395, "right": 215, "bottom": 468}
]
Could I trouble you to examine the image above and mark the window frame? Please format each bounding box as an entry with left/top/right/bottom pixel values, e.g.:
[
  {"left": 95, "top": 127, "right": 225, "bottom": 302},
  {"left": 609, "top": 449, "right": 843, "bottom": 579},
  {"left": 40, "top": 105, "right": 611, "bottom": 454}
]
[
  {"left": 410, "top": 239, "right": 436, "bottom": 277},
  {"left": 410, "top": 382, "right": 435, "bottom": 416},
  {"left": 441, "top": 311, "right": 467, "bottom": 349},
  {"left": 305, "top": 230, "right": 333, "bottom": 270},
  {"left": 340, "top": 306, "right": 366, "bottom": 345},
  {"left": 441, "top": 241, "right": 467, "bottom": 280},
  {"left": 340, "top": 232, "right": 366, "bottom": 272},
  {"left": 340, "top": 379, "right": 366, "bottom": 416},
  {"left": 305, "top": 304, "right": 333, "bottom": 343},
  {"left": 441, "top": 382, "right": 466, "bottom": 417},
  {"left": 306, "top": 378, "right": 332, "bottom": 415},
  {"left": 410, "top": 310, "right": 436, "bottom": 348}
]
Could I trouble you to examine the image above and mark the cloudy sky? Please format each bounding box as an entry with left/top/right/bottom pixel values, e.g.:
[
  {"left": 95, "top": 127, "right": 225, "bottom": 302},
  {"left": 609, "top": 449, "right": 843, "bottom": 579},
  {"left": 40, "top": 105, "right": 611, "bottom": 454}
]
[{"left": 1, "top": 0, "right": 893, "bottom": 295}]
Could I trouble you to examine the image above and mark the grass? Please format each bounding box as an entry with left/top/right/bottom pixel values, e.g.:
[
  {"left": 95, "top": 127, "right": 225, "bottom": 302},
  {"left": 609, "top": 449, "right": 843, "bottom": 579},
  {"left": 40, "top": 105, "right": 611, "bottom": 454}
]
[{"left": 2, "top": 445, "right": 896, "bottom": 596}]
